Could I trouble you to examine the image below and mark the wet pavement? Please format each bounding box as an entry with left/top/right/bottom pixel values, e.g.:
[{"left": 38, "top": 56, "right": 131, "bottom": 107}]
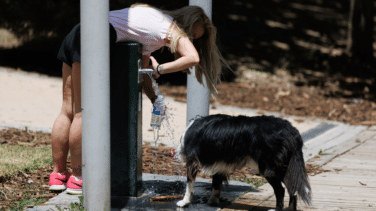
[{"left": 27, "top": 174, "right": 253, "bottom": 211}]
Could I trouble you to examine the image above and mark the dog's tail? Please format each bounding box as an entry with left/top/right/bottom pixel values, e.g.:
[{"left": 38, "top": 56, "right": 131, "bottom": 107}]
[{"left": 284, "top": 147, "right": 312, "bottom": 206}]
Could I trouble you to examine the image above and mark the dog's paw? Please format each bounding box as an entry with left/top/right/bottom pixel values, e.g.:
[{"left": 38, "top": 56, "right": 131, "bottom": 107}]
[
  {"left": 177, "top": 199, "right": 190, "bottom": 207},
  {"left": 208, "top": 196, "right": 220, "bottom": 206}
]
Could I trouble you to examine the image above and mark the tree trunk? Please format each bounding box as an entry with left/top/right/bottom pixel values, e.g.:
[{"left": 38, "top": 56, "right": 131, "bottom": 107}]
[{"left": 347, "top": 0, "right": 374, "bottom": 61}]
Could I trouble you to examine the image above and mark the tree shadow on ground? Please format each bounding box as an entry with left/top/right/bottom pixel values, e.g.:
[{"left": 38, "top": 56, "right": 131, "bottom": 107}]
[
  {"left": 0, "top": 0, "right": 375, "bottom": 99},
  {"left": 0, "top": 36, "right": 63, "bottom": 76},
  {"left": 213, "top": 0, "right": 376, "bottom": 100}
]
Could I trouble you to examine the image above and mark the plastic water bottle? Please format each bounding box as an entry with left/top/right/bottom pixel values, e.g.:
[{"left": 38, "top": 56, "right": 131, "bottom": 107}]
[{"left": 150, "top": 94, "right": 165, "bottom": 129}]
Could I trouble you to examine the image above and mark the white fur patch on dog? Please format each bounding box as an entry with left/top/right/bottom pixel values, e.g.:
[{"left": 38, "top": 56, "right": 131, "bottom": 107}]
[
  {"left": 182, "top": 119, "right": 195, "bottom": 141},
  {"left": 177, "top": 181, "right": 195, "bottom": 207},
  {"left": 305, "top": 185, "right": 312, "bottom": 199},
  {"left": 248, "top": 158, "right": 259, "bottom": 174},
  {"left": 176, "top": 197, "right": 191, "bottom": 207},
  {"left": 201, "top": 158, "right": 259, "bottom": 175},
  {"left": 174, "top": 119, "right": 196, "bottom": 161}
]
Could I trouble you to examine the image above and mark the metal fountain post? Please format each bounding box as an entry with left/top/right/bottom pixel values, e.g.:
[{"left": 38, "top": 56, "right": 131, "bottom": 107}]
[
  {"left": 187, "top": 0, "right": 212, "bottom": 125},
  {"left": 81, "top": 0, "right": 111, "bottom": 209},
  {"left": 81, "top": 5, "right": 154, "bottom": 207}
]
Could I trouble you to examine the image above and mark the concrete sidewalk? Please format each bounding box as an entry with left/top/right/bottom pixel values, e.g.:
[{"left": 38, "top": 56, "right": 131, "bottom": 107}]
[{"left": 1, "top": 67, "right": 374, "bottom": 210}]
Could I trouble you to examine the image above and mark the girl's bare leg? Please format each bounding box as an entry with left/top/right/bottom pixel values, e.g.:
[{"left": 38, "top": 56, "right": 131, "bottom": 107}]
[
  {"left": 70, "top": 62, "right": 82, "bottom": 177},
  {"left": 52, "top": 63, "right": 74, "bottom": 173}
]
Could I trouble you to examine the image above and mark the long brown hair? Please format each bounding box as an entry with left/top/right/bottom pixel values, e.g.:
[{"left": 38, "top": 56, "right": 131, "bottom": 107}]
[{"left": 131, "top": 4, "right": 230, "bottom": 95}]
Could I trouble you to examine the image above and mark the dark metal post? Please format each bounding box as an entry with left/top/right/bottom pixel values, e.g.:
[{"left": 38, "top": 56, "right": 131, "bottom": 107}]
[{"left": 110, "top": 42, "right": 143, "bottom": 200}]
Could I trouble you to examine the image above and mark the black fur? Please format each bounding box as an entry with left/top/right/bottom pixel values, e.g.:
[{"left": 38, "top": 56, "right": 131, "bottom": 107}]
[{"left": 181, "top": 114, "right": 312, "bottom": 211}]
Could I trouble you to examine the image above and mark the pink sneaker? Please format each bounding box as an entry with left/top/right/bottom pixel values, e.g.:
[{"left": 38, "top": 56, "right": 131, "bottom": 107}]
[
  {"left": 66, "top": 175, "right": 82, "bottom": 195},
  {"left": 49, "top": 171, "right": 71, "bottom": 191}
]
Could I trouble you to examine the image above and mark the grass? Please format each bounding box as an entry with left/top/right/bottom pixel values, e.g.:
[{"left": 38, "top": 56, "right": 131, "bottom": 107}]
[
  {"left": 0, "top": 144, "right": 52, "bottom": 178},
  {"left": 0, "top": 144, "right": 53, "bottom": 210},
  {"left": 5, "top": 187, "right": 48, "bottom": 210},
  {"left": 56, "top": 196, "right": 86, "bottom": 211},
  {"left": 230, "top": 176, "right": 268, "bottom": 188}
]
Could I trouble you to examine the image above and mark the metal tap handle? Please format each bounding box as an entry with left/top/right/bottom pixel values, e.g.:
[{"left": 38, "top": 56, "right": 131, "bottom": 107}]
[
  {"left": 139, "top": 68, "right": 155, "bottom": 75},
  {"left": 139, "top": 68, "right": 156, "bottom": 81}
]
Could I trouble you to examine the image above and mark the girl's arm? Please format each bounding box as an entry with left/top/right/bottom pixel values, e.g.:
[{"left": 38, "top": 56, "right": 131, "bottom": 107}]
[
  {"left": 150, "top": 36, "right": 200, "bottom": 75},
  {"left": 141, "top": 55, "right": 158, "bottom": 104}
]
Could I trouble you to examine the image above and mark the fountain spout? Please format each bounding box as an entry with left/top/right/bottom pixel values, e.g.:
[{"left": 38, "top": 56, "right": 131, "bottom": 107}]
[{"left": 139, "top": 68, "right": 155, "bottom": 81}]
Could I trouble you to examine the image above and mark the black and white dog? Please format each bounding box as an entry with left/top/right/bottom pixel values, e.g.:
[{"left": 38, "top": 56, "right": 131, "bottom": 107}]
[{"left": 176, "top": 114, "right": 311, "bottom": 211}]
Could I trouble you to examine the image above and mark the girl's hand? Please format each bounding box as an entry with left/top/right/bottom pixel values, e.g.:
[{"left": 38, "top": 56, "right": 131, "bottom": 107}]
[
  {"left": 149, "top": 56, "right": 161, "bottom": 79},
  {"left": 181, "top": 68, "right": 191, "bottom": 74}
]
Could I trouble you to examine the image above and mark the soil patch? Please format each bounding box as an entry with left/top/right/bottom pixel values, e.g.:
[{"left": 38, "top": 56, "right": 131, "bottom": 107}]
[
  {"left": 160, "top": 69, "right": 376, "bottom": 125},
  {"left": 0, "top": 128, "right": 326, "bottom": 209}
]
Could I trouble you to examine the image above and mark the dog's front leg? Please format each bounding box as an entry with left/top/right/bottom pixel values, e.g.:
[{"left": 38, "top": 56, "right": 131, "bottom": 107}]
[
  {"left": 177, "top": 179, "right": 195, "bottom": 207},
  {"left": 177, "top": 163, "right": 198, "bottom": 207}
]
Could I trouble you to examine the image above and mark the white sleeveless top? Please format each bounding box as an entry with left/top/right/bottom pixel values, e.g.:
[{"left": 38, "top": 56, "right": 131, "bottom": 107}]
[{"left": 109, "top": 7, "right": 173, "bottom": 56}]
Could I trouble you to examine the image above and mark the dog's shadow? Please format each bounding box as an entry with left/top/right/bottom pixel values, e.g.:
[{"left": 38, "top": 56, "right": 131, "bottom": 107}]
[
  {"left": 225, "top": 202, "right": 307, "bottom": 211},
  {"left": 190, "top": 181, "right": 259, "bottom": 206},
  {"left": 151, "top": 180, "right": 256, "bottom": 210}
]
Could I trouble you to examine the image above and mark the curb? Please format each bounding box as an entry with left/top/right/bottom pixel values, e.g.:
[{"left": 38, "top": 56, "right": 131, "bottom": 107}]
[{"left": 0, "top": 122, "right": 52, "bottom": 133}]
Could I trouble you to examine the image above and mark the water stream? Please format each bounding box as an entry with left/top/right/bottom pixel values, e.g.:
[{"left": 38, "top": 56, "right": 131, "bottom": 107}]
[
  {"left": 149, "top": 78, "right": 184, "bottom": 180},
  {"left": 151, "top": 79, "right": 164, "bottom": 179}
]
